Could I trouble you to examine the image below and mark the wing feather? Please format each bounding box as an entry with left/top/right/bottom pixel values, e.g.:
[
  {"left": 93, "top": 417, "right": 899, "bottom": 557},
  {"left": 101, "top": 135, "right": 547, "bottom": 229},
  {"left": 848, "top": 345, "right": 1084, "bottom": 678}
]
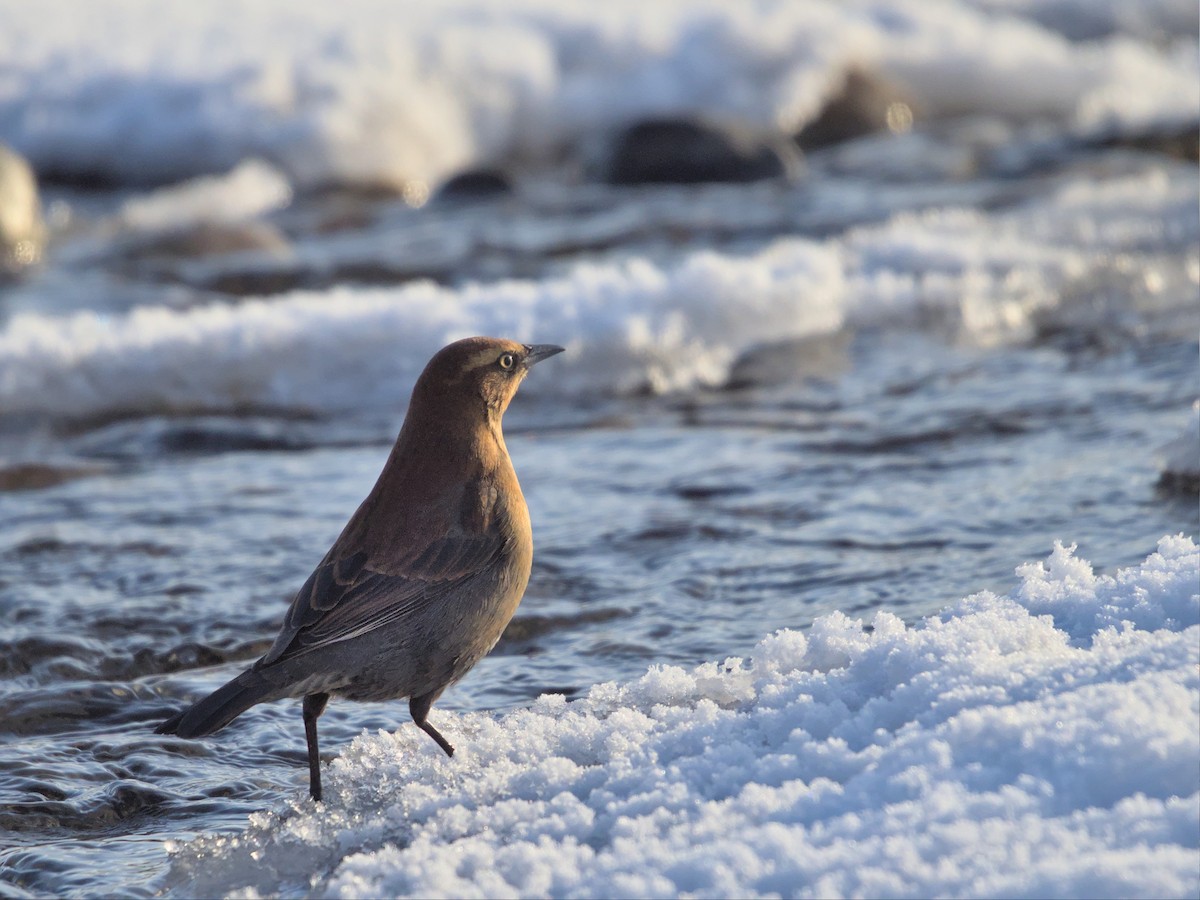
[{"left": 259, "top": 529, "right": 506, "bottom": 667}]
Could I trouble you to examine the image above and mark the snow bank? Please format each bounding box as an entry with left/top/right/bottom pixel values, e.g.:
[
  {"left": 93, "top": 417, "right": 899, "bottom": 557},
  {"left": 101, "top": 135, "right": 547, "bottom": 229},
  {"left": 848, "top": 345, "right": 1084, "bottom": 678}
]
[
  {"left": 0, "top": 0, "right": 1195, "bottom": 189},
  {"left": 162, "top": 535, "right": 1200, "bottom": 899},
  {"left": 1, "top": 168, "right": 1194, "bottom": 421},
  {"left": 0, "top": 240, "right": 846, "bottom": 418}
]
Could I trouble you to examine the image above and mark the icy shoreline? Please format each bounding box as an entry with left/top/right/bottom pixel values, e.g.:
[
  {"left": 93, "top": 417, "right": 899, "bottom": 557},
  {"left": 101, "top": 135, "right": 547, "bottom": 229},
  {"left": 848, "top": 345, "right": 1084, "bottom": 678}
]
[
  {"left": 162, "top": 535, "right": 1200, "bottom": 899},
  {"left": 2, "top": 165, "right": 1195, "bottom": 422},
  {"left": 1, "top": 0, "right": 1195, "bottom": 190}
]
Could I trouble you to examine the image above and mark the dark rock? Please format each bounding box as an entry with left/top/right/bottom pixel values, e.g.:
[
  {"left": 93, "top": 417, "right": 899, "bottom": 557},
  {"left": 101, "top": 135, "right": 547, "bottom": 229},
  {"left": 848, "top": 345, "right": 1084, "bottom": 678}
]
[
  {"left": 1094, "top": 122, "right": 1199, "bottom": 163},
  {"left": 607, "top": 118, "right": 788, "bottom": 185},
  {"left": 1157, "top": 469, "right": 1200, "bottom": 495},
  {"left": 726, "top": 332, "right": 853, "bottom": 389},
  {"left": 196, "top": 268, "right": 309, "bottom": 296},
  {"left": 435, "top": 169, "right": 512, "bottom": 202},
  {"left": 0, "top": 460, "right": 109, "bottom": 492},
  {"left": 796, "top": 68, "right": 918, "bottom": 151}
]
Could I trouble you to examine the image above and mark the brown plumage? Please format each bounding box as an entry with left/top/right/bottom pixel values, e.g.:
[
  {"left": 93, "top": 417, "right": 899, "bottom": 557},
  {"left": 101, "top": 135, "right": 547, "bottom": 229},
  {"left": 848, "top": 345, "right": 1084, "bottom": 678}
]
[{"left": 155, "top": 337, "right": 564, "bottom": 801}]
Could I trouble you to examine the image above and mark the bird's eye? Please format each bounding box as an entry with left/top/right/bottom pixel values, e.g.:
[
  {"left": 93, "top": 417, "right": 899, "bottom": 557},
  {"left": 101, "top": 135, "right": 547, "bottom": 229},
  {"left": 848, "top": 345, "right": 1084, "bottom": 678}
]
[{"left": 498, "top": 353, "right": 515, "bottom": 370}]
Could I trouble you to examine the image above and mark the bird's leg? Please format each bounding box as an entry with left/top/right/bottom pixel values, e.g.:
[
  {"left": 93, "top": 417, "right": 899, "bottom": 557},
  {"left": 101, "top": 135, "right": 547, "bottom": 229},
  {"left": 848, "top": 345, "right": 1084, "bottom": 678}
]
[
  {"left": 303, "top": 692, "right": 330, "bottom": 801},
  {"left": 409, "top": 693, "right": 455, "bottom": 757}
]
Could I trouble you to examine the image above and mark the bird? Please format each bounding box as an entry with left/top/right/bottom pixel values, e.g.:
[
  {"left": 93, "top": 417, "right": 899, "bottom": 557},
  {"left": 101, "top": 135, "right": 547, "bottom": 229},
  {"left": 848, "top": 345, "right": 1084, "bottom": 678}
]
[{"left": 155, "top": 336, "right": 564, "bottom": 802}]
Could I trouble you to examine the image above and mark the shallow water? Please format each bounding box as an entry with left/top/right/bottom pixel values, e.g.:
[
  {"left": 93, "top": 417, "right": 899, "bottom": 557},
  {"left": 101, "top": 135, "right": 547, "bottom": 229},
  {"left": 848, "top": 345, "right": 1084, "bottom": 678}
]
[
  {"left": 1, "top": 6, "right": 1198, "bottom": 884},
  {"left": 1, "top": 319, "right": 1196, "bottom": 894}
]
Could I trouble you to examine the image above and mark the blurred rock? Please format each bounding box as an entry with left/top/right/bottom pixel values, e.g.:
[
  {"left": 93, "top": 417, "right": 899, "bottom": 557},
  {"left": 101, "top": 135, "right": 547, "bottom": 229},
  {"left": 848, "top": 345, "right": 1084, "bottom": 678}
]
[
  {"left": 607, "top": 119, "right": 789, "bottom": 185},
  {"left": 108, "top": 220, "right": 293, "bottom": 296},
  {"left": 435, "top": 169, "right": 512, "bottom": 202},
  {"left": 726, "top": 332, "right": 853, "bottom": 389},
  {"left": 1156, "top": 401, "right": 1200, "bottom": 495},
  {"left": 0, "top": 460, "right": 110, "bottom": 492},
  {"left": 0, "top": 144, "right": 46, "bottom": 275},
  {"left": 796, "top": 68, "right": 918, "bottom": 151},
  {"left": 123, "top": 220, "right": 290, "bottom": 262},
  {"left": 1095, "top": 122, "right": 1199, "bottom": 163}
]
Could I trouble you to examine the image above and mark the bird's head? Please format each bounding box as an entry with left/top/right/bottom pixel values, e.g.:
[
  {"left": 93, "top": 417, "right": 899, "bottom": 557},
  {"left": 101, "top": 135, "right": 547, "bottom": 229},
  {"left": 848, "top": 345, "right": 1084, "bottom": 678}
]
[{"left": 411, "top": 337, "right": 564, "bottom": 420}]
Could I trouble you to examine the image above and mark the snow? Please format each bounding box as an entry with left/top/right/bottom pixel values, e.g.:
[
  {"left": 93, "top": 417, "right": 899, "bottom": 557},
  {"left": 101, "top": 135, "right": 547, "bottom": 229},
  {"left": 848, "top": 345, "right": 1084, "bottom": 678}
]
[
  {"left": 117, "top": 160, "right": 293, "bottom": 232},
  {"left": 161, "top": 535, "right": 1200, "bottom": 898},
  {"left": 0, "top": 0, "right": 1194, "bottom": 190},
  {"left": 0, "top": 240, "right": 846, "bottom": 418}
]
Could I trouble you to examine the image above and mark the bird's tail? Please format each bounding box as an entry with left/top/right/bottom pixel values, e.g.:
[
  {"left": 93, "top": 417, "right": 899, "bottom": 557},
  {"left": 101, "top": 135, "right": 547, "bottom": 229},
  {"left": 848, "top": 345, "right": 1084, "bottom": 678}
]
[{"left": 155, "top": 668, "right": 277, "bottom": 738}]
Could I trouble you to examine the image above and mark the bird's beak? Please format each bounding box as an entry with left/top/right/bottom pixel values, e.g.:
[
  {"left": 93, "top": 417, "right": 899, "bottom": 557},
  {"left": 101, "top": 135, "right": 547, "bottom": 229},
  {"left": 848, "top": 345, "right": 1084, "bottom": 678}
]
[{"left": 523, "top": 344, "right": 565, "bottom": 367}]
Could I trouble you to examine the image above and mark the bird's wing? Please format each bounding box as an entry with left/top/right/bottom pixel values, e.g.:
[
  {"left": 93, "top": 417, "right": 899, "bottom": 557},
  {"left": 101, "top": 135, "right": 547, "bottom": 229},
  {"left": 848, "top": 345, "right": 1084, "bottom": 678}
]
[{"left": 259, "top": 528, "right": 507, "bottom": 667}]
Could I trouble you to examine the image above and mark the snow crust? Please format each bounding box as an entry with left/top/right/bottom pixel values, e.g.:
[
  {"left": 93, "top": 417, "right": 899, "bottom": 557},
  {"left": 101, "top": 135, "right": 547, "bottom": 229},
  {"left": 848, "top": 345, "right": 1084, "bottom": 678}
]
[{"left": 162, "top": 536, "right": 1200, "bottom": 899}]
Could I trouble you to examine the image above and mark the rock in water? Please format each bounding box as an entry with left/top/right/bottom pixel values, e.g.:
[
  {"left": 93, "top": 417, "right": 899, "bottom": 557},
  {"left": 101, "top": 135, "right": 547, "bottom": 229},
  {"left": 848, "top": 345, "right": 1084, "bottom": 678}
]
[
  {"left": 0, "top": 144, "right": 45, "bottom": 275},
  {"left": 796, "top": 68, "right": 918, "bottom": 151},
  {"left": 435, "top": 169, "right": 512, "bottom": 202},
  {"left": 607, "top": 118, "right": 788, "bottom": 185}
]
